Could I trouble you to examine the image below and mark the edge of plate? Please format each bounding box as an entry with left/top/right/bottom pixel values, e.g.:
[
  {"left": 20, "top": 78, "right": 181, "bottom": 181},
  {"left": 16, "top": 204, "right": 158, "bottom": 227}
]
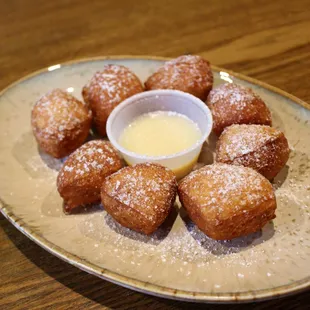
[
  {"left": 0, "top": 55, "right": 309, "bottom": 303},
  {"left": 1, "top": 55, "right": 309, "bottom": 111}
]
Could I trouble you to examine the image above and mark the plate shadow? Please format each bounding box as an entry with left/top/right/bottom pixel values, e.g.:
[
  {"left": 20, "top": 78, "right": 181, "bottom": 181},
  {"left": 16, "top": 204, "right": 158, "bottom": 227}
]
[
  {"left": 104, "top": 204, "right": 178, "bottom": 245},
  {"left": 179, "top": 207, "right": 275, "bottom": 255}
]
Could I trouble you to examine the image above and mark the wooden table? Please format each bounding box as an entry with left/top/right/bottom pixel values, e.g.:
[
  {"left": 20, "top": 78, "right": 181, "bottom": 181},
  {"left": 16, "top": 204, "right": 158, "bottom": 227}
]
[{"left": 1, "top": 0, "right": 309, "bottom": 309}]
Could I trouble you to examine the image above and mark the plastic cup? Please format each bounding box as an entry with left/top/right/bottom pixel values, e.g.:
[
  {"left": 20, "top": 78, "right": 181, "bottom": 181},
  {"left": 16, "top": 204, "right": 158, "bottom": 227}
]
[{"left": 106, "top": 89, "right": 213, "bottom": 179}]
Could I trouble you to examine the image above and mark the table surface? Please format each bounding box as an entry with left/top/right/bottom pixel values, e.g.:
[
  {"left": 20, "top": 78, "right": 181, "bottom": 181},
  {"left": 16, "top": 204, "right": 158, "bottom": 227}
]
[{"left": 1, "top": 0, "right": 309, "bottom": 309}]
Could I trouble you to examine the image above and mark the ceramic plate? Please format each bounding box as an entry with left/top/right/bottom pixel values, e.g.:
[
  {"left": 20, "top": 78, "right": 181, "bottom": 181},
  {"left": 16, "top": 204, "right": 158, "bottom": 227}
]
[{"left": 1, "top": 56, "right": 310, "bottom": 303}]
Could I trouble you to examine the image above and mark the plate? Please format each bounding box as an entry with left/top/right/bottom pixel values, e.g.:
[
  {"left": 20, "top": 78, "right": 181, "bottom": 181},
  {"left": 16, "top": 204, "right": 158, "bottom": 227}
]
[{"left": 1, "top": 56, "right": 310, "bottom": 303}]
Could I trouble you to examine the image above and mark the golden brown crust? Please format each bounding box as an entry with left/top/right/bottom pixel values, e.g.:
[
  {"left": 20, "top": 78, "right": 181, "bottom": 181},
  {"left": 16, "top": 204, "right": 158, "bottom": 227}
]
[
  {"left": 216, "top": 124, "right": 290, "bottom": 180},
  {"left": 57, "top": 140, "right": 123, "bottom": 212},
  {"left": 101, "top": 163, "right": 177, "bottom": 235},
  {"left": 206, "top": 83, "right": 272, "bottom": 135},
  {"left": 145, "top": 55, "right": 213, "bottom": 100},
  {"left": 178, "top": 163, "right": 277, "bottom": 240},
  {"left": 82, "top": 65, "right": 143, "bottom": 136},
  {"left": 31, "top": 89, "right": 92, "bottom": 158}
]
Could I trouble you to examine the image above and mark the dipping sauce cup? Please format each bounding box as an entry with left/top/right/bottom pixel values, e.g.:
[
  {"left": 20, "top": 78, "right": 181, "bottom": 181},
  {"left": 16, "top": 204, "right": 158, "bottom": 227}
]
[{"left": 106, "top": 89, "right": 213, "bottom": 179}]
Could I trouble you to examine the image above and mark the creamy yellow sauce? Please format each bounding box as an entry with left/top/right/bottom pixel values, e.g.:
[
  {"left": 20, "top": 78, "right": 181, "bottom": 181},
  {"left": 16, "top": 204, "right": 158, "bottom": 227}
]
[{"left": 119, "top": 111, "right": 202, "bottom": 157}]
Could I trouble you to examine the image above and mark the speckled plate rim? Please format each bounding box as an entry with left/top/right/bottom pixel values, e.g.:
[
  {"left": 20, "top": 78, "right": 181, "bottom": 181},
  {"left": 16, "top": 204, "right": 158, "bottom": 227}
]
[{"left": 0, "top": 55, "right": 309, "bottom": 303}]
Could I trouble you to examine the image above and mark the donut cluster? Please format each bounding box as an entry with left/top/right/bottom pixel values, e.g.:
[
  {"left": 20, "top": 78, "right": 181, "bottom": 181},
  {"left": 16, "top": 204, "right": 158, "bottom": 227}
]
[{"left": 31, "top": 55, "right": 289, "bottom": 240}]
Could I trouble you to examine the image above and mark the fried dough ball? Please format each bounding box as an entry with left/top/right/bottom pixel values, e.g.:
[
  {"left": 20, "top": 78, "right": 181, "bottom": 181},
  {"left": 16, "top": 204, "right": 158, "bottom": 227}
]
[
  {"left": 101, "top": 163, "right": 177, "bottom": 235},
  {"left": 57, "top": 140, "right": 123, "bottom": 213},
  {"left": 206, "top": 83, "right": 272, "bottom": 135},
  {"left": 31, "top": 89, "right": 92, "bottom": 158},
  {"left": 82, "top": 65, "right": 143, "bottom": 136},
  {"left": 178, "top": 163, "right": 276, "bottom": 240},
  {"left": 216, "top": 125, "right": 290, "bottom": 180},
  {"left": 145, "top": 55, "right": 213, "bottom": 100}
]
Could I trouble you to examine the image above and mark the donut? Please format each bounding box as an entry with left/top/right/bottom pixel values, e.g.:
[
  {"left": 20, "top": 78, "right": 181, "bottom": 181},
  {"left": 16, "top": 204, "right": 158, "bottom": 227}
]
[
  {"left": 101, "top": 163, "right": 177, "bottom": 234},
  {"left": 82, "top": 65, "right": 143, "bottom": 136},
  {"left": 57, "top": 140, "right": 123, "bottom": 213},
  {"left": 31, "top": 89, "right": 92, "bottom": 158},
  {"left": 206, "top": 83, "right": 272, "bottom": 135},
  {"left": 216, "top": 124, "right": 290, "bottom": 180},
  {"left": 178, "top": 163, "right": 276, "bottom": 240},
  {"left": 145, "top": 55, "right": 213, "bottom": 100}
]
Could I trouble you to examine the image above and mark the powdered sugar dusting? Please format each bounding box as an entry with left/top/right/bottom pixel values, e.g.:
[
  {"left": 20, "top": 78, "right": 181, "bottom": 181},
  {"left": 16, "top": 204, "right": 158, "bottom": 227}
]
[
  {"left": 103, "top": 163, "right": 176, "bottom": 222},
  {"left": 145, "top": 55, "right": 213, "bottom": 100},
  {"left": 207, "top": 83, "right": 272, "bottom": 135},
  {"left": 179, "top": 164, "right": 274, "bottom": 218},
  {"left": 57, "top": 140, "right": 120, "bottom": 184},
  {"left": 216, "top": 125, "right": 290, "bottom": 179},
  {"left": 164, "top": 55, "right": 208, "bottom": 85},
  {"left": 32, "top": 89, "right": 91, "bottom": 140},
  {"left": 80, "top": 147, "right": 309, "bottom": 275},
  {"left": 208, "top": 83, "right": 258, "bottom": 109},
  {"left": 217, "top": 124, "right": 282, "bottom": 160},
  {"left": 80, "top": 206, "right": 275, "bottom": 269},
  {"left": 83, "top": 65, "right": 143, "bottom": 107}
]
